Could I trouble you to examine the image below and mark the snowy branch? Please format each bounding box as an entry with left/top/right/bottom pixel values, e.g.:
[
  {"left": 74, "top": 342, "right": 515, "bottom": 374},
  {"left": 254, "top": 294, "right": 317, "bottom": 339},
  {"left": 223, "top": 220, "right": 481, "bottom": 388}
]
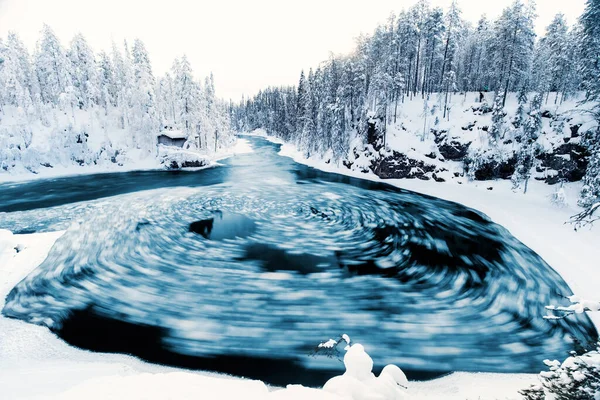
[
  {"left": 545, "top": 295, "right": 600, "bottom": 320},
  {"left": 569, "top": 203, "right": 600, "bottom": 230}
]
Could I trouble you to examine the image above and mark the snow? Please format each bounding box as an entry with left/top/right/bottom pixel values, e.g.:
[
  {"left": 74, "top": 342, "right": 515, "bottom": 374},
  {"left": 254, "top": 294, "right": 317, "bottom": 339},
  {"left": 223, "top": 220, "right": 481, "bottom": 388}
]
[
  {"left": 159, "top": 129, "right": 187, "bottom": 140},
  {"left": 0, "top": 136, "right": 253, "bottom": 184},
  {"left": 0, "top": 228, "right": 536, "bottom": 399}
]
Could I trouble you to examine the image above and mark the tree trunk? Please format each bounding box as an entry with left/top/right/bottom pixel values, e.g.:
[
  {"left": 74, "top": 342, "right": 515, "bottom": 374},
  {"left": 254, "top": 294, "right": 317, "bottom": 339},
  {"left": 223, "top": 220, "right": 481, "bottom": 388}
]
[{"left": 414, "top": 37, "right": 421, "bottom": 97}]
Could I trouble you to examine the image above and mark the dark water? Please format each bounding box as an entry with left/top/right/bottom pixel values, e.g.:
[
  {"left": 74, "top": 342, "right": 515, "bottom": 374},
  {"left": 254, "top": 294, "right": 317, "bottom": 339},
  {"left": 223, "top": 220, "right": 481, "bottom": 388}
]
[{"left": 0, "top": 137, "right": 596, "bottom": 386}]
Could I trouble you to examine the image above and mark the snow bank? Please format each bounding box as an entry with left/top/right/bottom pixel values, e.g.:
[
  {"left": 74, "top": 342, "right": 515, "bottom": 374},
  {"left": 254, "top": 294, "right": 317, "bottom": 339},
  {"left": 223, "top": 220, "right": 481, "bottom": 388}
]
[
  {"left": 0, "top": 228, "right": 536, "bottom": 399},
  {"left": 0, "top": 137, "right": 252, "bottom": 184}
]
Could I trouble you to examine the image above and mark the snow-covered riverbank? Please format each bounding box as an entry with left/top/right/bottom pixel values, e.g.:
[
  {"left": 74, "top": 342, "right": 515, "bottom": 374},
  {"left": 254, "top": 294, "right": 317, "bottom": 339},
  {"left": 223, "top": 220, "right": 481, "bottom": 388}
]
[{"left": 0, "top": 138, "right": 253, "bottom": 184}]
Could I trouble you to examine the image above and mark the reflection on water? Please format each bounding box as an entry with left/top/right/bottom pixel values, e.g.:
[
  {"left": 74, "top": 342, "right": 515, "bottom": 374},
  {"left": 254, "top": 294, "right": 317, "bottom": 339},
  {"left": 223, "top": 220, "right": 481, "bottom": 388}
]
[
  {"left": 0, "top": 136, "right": 597, "bottom": 387},
  {"left": 190, "top": 212, "right": 257, "bottom": 241}
]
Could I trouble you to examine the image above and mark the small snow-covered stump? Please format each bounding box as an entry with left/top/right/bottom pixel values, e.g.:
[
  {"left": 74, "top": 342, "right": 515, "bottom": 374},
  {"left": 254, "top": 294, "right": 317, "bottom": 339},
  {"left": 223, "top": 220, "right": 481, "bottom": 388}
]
[{"left": 315, "top": 334, "right": 409, "bottom": 400}]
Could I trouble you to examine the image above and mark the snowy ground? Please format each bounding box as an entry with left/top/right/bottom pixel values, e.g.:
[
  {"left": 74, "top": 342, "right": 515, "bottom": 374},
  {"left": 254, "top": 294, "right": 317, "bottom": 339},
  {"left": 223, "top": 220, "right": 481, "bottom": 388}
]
[{"left": 0, "top": 137, "right": 253, "bottom": 184}]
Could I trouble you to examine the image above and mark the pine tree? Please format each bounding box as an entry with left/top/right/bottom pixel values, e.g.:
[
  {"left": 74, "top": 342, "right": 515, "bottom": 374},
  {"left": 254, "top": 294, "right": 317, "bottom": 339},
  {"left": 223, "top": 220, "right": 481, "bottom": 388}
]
[
  {"left": 512, "top": 93, "right": 542, "bottom": 193},
  {"left": 578, "top": 0, "right": 600, "bottom": 221},
  {"left": 35, "top": 24, "right": 72, "bottom": 106},
  {"left": 489, "top": 92, "right": 506, "bottom": 142},
  {"left": 68, "top": 33, "right": 99, "bottom": 110},
  {"left": 491, "top": 1, "right": 536, "bottom": 106},
  {"left": 0, "top": 32, "right": 35, "bottom": 115},
  {"left": 97, "top": 50, "right": 116, "bottom": 113},
  {"left": 543, "top": 14, "right": 572, "bottom": 102},
  {"left": 130, "top": 39, "right": 158, "bottom": 152},
  {"left": 172, "top": 55, "right": 198, "bottom": 140},
  {"left": 580, "top": 0, "right": 600, "bottom": 101}
]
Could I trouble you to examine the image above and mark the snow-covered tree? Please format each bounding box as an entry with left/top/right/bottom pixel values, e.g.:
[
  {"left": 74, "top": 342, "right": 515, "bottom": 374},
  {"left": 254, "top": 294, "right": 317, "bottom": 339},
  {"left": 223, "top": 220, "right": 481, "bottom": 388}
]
[
  {"left": 35, "top": 25, "right": 72, "bottom": 106},
  {"left": 67, "top": 33, "right": 99, "bottom": 110},
  {"left": 130, "top": 39, "right": 158, "bottom": 152},
  {"left": 490, "top": 1, "right": 536, "bottom": 106},
  {"left": 97, "top": 50, "right": 116, "bottom": 113},
  {"left": 512, "top": 93, "right": 542, "bottom": 193}
]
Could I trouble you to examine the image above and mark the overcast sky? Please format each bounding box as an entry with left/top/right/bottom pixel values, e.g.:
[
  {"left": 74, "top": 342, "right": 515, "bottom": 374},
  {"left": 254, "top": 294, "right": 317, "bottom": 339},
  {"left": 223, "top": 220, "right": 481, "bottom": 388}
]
[{"left": 0, "top": 0, "right": 587, "bottom": 101}]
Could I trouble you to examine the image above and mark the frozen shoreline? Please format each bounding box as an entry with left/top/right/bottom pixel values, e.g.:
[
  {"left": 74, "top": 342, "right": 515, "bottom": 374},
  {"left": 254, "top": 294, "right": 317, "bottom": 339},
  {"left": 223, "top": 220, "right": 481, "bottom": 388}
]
[{"left": 0, "top": 138, "right": 254, "bottom": 185}]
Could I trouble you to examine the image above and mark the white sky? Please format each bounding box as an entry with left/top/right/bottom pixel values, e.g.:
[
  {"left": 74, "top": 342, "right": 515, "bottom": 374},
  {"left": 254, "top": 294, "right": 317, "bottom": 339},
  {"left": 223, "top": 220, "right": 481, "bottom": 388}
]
[{"left": 0, "top": 0, "right": 587, "bottom": 101}]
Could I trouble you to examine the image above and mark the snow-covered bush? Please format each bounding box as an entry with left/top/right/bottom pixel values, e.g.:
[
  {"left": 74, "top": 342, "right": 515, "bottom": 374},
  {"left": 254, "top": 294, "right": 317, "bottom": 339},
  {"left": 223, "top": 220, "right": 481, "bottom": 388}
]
[
  {"left": 521, "top": 350, "right": 600, "bottom": 400},
  {"left": 465, "top": 146, "right": 517, "bottom": 181},
  {"left": 521, "top": 296, "right": 600, "bottom": 399},
  {"left": 315, "top": 335, "right": 409, "bottom": 400},
  {"left": 550, "top": 185, "right": 569, "bottom": 208},
  {"left": 158, "top": 145, "right": 209, "bottom": 169}
]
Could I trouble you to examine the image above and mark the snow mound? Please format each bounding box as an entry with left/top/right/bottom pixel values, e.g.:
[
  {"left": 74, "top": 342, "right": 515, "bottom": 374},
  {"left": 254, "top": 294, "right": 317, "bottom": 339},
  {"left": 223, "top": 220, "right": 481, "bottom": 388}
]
[{"left": 324, "top": 341, "right": 409, "bottom": 400}]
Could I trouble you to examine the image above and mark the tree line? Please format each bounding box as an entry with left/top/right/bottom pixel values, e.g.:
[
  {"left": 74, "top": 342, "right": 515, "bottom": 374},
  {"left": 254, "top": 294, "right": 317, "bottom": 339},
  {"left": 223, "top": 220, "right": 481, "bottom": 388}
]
[
  {"left": 234, "top": 0, "right": 600, "bottom": 219},
  {"left": 0, "top": 25, "right": 232, "bottom": 165}
]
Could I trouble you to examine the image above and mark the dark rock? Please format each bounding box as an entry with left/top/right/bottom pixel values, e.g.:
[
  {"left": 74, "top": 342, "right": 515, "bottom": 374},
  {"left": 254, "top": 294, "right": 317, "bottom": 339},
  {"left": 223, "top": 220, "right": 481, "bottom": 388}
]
[
  {"left": 167, "top": 159, "right": 207, "bottom": 169},
  {"left": 469, "top": 157, "right": 517, "bottom": 181},
  {"left": 471, "top": 104, "right": 493, "bottom": 114},
  {"left": 40, "top": 163, "right": 53, "bottom": 168},
  {"left": 461, "top": 122, "right": 476, "bottom": 131},
  {"left": 367, "top": 120, "right": 384, "bottom": 150},
  {"left": 438, "top": 141, "right": 470, "bottom": 161},
  {"left": 541, "top": 110, "right": 554, "bottom": 119},
  {"left": 570, "top": 124, "right": 582, "bottom": 138},
  {"left": 425, "top": 152, "right": 437, "bottom": 159},
  {"left": 432, "top": 173, "right": 446, "bottom": 182},
  {"left": 538, "top": 143, "right": 590, "bottom": 184},
  {"left": 487, "top": 187, "right": 493, "bottom": 191},
  {"left": 371, "top": 151, "right": 436, "bottom": 180},
  {"left": 481, "top": 125, "right": 489, "bottom": 132},
  {"left": 431, "top": 129, "right": 448, "bottom": 144}
]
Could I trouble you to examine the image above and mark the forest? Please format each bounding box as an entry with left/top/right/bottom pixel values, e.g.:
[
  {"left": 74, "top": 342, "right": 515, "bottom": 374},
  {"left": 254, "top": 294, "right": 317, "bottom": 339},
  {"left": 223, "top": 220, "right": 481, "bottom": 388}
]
[
  {"left": 234, "top": 0, "right": 600, "bottom": 222},
  {"left": 0, "top": 25, "right": 233, "bottom": 173}
]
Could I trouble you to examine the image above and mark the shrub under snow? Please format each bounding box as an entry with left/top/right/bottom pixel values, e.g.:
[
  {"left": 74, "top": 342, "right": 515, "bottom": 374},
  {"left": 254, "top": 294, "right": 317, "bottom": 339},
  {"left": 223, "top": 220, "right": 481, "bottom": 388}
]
[
  {"left": 521, "top": 349, "right": 600, "bottom": 400},
  {"left": 316, "top": 335, "right": 409, "bottom": 400},
  {"left": 521, "top": 296, "right": 600, "bottom": 399}
]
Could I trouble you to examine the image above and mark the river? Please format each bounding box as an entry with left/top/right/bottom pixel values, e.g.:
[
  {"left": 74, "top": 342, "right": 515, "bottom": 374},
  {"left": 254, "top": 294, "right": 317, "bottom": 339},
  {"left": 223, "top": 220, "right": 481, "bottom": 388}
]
[{"left": 0, "top": 136, "right": 596, "bottom": 386}]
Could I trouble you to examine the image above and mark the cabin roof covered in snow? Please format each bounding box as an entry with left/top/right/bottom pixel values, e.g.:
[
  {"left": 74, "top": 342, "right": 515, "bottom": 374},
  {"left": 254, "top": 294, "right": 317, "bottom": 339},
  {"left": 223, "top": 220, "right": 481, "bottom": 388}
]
[{"left": 159, "top": 130, "right": 187, "bottom": 140}]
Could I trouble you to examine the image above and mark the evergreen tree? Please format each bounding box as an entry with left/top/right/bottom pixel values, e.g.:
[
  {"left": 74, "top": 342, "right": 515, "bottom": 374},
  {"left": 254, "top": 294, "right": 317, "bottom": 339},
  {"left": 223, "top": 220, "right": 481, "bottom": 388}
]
[
  {"left": 97, "top": 50, "right": 116, "bottom": 113},
  {"left": 512, "top": 93, "right": 542, "bottom": 193},
  {"left": 579, "top": 0, "right": 600, "bottom": 219},
  {"left": 35, "top": 24, "right": 72, "bottom": 106},
  {"left": 68, "top": 33, "right": 99, "bottom": 110},
  {"left": 130, "top": 39, "right": 158, "bottom": 152},
  {"left": 491, "top": 1, "right": 536, "bottom": 106}
]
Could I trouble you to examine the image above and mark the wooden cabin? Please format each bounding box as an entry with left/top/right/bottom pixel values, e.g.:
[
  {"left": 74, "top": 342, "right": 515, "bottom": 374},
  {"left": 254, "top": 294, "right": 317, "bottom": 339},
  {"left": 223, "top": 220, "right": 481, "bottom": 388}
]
[{"left": 157, "top": 127, "right": 187, "bottom": 148}]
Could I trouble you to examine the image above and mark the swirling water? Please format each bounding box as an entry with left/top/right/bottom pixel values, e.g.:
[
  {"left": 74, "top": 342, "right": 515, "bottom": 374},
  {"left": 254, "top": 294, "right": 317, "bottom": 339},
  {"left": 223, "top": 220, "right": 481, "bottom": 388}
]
[{"left": 0, "top": 137, "right": 596, "bottom": 386}]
